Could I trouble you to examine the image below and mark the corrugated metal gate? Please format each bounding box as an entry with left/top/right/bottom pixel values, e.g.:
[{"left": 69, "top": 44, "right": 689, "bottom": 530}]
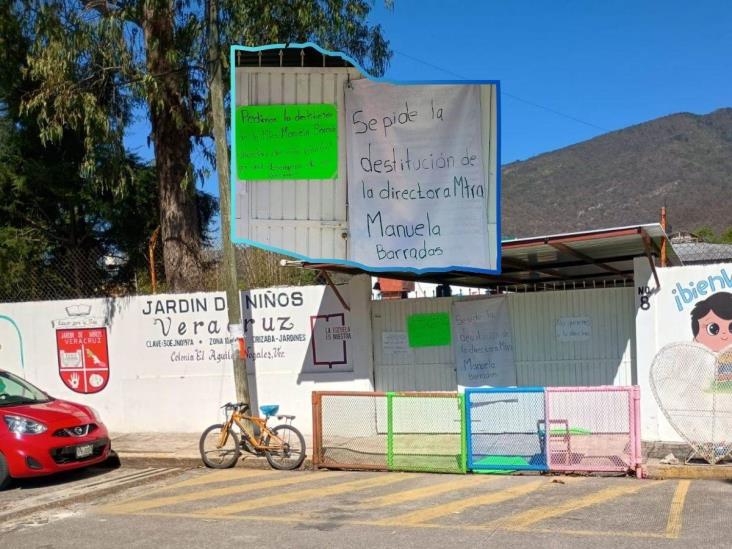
[
  {"left": 234, "top": 66, "right": 364, "bottom": 259},
  {"left": 371, "top": 297, "right": 456, "bottom": 391},
  {"left": 371, "top": 287, "right": 635, "bottom": 391}
]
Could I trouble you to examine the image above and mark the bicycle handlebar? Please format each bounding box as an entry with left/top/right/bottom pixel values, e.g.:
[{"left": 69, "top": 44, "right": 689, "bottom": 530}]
[{"left": 221, "top": 402, "right": 249, "bottom": 412}]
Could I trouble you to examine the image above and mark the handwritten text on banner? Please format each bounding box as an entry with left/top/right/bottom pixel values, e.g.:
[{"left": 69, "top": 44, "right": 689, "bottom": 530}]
[
  {"left": 235, "top": 104, "right": 338, "bottom": 180},
  {"left": 345, "top": 80, "right": 494, "bottom": 270},
  {"left": 452, "top": 297, "right": 516, "bottom": 388}
]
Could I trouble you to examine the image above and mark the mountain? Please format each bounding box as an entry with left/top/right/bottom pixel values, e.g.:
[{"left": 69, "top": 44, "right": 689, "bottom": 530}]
[{"left": 500, "top": 108, "right": 732, "bottom": 238}]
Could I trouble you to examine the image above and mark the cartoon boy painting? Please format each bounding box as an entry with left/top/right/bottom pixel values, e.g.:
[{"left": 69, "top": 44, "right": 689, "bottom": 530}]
[{"left": 691, "top": 292, "right": 732, "bottom": 380}]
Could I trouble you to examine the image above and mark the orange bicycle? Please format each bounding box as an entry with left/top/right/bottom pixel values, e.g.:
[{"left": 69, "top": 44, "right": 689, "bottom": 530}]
[{"left": 199, "top": 402, "right": 306, "bottom": 470}]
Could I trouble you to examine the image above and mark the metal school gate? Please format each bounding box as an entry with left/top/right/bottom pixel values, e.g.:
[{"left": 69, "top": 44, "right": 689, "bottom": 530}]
[{"left": 370, "top": 287, "right": 636, "bottom": 391}]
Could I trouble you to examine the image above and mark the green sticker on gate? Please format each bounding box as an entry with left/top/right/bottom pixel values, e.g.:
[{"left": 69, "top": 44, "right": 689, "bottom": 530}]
[
  {"left": 407, "top": 312, "right": 452, "bottom": 348},
  {"left": 235, "top": 103, "right": 338, "bottom": 180}
]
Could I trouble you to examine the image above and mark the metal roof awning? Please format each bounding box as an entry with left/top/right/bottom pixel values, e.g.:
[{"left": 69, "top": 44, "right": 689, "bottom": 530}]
[{"left": 290, "top": 224, "right": 678, "bottom": 291}]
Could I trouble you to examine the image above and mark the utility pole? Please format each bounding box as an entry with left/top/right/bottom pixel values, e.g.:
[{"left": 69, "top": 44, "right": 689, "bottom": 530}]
[
  {"left": 661, "top": 206, "right": 668, "bottom": 267},
  {"left": 207, "top": 0, "right": 250, "bottom": 404}
]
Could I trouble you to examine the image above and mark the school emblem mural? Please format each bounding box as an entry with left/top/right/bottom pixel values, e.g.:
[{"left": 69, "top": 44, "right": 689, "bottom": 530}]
[
  {"left": 645, "top": 268, "right": 732, "bottom": 464},
  {"left": 53, "top": 305, "right": 110, "bottom": 394}
]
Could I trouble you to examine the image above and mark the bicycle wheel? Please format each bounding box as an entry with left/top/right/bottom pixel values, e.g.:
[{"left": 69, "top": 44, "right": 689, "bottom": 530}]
[
  {"left": 199, "top": 424, "right": 240, "bottom": 468},
  {"left": 263, "top": 424, "right": 306, "bottom": 470}
]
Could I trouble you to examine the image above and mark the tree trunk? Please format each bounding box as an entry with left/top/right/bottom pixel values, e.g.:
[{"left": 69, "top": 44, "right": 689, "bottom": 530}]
[
  {"left": 142, "top": 0, "right": 203, "bottom": 292},
  {"left": 206, "top": 0, "right": 251, "bottom": 405}
]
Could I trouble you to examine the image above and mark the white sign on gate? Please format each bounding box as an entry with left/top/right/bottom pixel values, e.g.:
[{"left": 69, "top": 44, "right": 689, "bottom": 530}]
[
  {"left": 345, "top": 79, "right": 497, "bottom": 272},
  {"left": 556, "top": 316, "right": 592, "bottom": 342},
  {"left": 452, "top": 297, "right": 516, "bottom": 388}
]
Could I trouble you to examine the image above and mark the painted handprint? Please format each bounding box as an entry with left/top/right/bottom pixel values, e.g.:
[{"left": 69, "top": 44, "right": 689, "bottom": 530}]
[{"left": 69, "top": 372, "right": 80, "bottom": 389}]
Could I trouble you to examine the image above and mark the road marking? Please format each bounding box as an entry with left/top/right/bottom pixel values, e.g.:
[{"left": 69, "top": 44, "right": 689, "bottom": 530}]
[
  {"left": 665, "top": 480, "right": 691, "bottom": 539},
  {"left": 101, "top": 472, "right": 347, "bottom": 514},
  {"left": 126, "top": 508, "right": 670, "bottom": 540},
  {"left": 358, "top": 475, "right": 500, "bottom": 509},
  {"left": 495, "top": 480, "right": 664, "bottom": 530},
  {"left": 104, "top": 468, "right": 274, "bottom": 502},
  {"left": 373, "top": 479, "right": 545, "bottom": 526},
  {"left": 524, "top": 527, "right": 666, "bottom": 539},
  {"left": 202, "top": 473, "right": 412, "bottom": 516},
  {"left": 151, "top": 468, "right": 276, "bottom": 492}
]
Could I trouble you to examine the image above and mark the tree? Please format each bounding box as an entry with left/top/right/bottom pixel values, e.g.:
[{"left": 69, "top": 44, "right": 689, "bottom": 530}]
[
  {"left": 695, "top": 226, "right": 732, "bottom": 244},
  {"left": 21, "top": 0, "right": 392, "bottom": 292},
  {"left": 20, "top": 0, "right": 206, "bottom": 291},
  {"left": 0, "top": 1, "right": 217, "bottom": 301}
]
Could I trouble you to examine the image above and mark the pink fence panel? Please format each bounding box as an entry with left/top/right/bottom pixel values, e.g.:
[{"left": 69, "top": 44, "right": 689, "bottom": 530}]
[{"left": 545, "top": 386, "right": 641, "bottom": 475}]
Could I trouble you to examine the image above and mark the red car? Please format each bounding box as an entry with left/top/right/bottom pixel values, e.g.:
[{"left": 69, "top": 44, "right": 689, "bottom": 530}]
[{"left": 0, "top": 369, "right": 111, "bottom": 489}]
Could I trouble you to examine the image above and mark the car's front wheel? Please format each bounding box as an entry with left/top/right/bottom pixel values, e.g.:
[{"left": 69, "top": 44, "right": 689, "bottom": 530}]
[{"left": 0, "top": 452, "right": 11, "bottom": 490}]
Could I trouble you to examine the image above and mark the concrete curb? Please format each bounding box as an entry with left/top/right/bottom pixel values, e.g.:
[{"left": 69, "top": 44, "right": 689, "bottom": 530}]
[
  {"left": 116, "top": 452, "right": 313, "bottom": 471},
  {"left": 645, "top": 463, "right": 732, "bottom": 480}
]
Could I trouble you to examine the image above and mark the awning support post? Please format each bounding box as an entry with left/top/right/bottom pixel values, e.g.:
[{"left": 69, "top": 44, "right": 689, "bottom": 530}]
[
  {"left": 641, "top": 231, "right": 661, "bottom": 290},
  {"left": 320, "top": 270, "right": 350, "bottom": 311}
]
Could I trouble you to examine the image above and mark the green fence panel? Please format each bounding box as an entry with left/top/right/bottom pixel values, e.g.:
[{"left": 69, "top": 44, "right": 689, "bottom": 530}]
[{"left": 387, "top": 392, "right": 466, "bottom": 474}]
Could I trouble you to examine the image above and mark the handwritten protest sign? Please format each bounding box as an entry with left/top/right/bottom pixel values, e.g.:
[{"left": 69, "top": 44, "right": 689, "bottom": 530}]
[
  {"left": 452, "top": 298, "right": 516, "bottom": 388},
  {"left": 235, "top": 103, "right": 338, "bottom": 180},
  {"left": 345, "top": 80, "right": 494, "bottom": 271},
  {"left": 407, "top": 312, "right": 452, "bottom": 348},
  {"left": 555, "top": 317, "right": 592, "bottom": 342}
]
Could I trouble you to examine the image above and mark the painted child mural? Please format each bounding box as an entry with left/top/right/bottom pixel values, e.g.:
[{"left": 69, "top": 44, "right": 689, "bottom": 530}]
[
  {"left": 691, "top": 292, "right": 732, "bottom": 380},
  {"left": 648, "top": 269, "right": 732, "bottom": 464}
]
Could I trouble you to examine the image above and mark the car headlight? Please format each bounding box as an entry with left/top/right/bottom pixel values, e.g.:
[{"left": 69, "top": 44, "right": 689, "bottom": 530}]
[{"left": 3, "top": 415, "right": 48, "bottom": 435}]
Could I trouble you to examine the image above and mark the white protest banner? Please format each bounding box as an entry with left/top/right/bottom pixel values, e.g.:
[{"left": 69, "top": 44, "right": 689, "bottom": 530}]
[
  {"left": 240, "top": 285, "right": 353, "bottom": 373},
  {"left": 452, "top": 297, "right": 516, "bottom": 388},
  {"left": 345, "top": 79, "right": 496, "bottom": 271}
]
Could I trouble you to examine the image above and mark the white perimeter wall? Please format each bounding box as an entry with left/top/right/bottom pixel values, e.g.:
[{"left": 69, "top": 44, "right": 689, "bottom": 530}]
[{"left": 0, "top": 275, "right": 374, "bottom": 439}]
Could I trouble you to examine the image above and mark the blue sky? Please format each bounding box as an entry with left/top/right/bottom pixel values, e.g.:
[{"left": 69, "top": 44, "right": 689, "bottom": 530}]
[{"left": 125, "top": 0, "right": 732, "bottom": 203}]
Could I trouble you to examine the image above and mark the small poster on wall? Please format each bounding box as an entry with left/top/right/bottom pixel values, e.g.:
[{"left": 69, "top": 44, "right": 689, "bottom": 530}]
[
  {"left": 555, "top": 316, "right": 592, "bottom": 342},
  {"left": 381, "top": 331, "right": 413, "bottom": 362},
  {"left": 310, "top": 313, "right": 351, "bottom": 368},
  {"left": 452, "top": 297, "right": 516, "bottom": 388},
  {"left": 407, "top": 312, "right": 452, "bottom": 348},
  {"left": 241, "top": 285, "right": 353, "bottom": 374}
]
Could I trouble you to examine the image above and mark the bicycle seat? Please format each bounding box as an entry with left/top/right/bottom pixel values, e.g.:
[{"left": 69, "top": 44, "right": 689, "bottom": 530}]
[{"left": 259, "top": 404, "right": 279, "bottom": 417}]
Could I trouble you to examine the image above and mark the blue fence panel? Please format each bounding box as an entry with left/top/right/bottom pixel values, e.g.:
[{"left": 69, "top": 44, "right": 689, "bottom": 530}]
[{"left": 465, "top": 387, "right": 548, "bottom": 471}]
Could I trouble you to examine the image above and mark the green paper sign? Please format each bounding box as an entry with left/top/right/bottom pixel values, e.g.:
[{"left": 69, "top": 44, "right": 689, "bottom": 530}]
[
  {"left": 407, "top": 313, "right": 452, "bottom": 348},
  {"left": 235, "top": 103, "right": 338, "bottom": 180}
]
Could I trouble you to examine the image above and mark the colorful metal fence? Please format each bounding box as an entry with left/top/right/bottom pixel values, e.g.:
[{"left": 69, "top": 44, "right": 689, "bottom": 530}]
[
  {"left": 312, "top": 391, "right": 466, "bottom": 473},
  {"left": 545, "top": 386, "right": 641, "bottom": 475},
  {"left": 466, "top": 385, "right": 641, "bottom": 476},
  {"left": 314, "top": 386, "right": 641, "bottom": 476},
  {"left": 466, "top": 387, "right": 548, "bottom": 471},
  {"left": 389, "top": 392, "right": 466, "bottom": 473},
  {"left": 312, "top": 391, "right": 388, "bottom": 471}
]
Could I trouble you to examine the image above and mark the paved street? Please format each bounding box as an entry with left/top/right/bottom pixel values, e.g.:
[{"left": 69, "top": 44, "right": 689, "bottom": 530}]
[{"left": 1, "top": 466, "right": 731, "bottom": 548}]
